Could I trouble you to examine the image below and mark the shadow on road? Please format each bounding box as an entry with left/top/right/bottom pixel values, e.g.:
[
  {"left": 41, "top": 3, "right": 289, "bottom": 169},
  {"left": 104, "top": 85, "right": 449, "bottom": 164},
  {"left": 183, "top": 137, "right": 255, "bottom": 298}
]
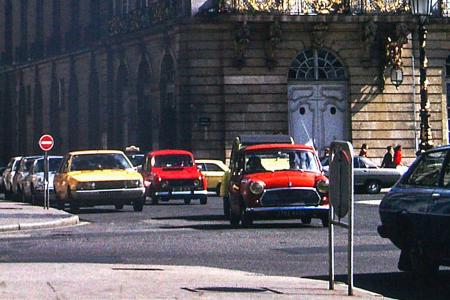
[{"left": 308, "top": 270, "right": 450, "bottom": 300}]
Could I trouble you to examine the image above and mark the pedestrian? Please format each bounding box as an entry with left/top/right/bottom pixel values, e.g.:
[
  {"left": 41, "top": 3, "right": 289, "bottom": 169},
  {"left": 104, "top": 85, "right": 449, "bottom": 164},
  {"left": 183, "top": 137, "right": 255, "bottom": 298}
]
[
  {"left": 320, "top": 147, "right": 331, "bottom": 166},
  {"left": 359, "top": 143, "right": 368, "bottom": 157},
  {"left": 394, "top": 144, "right": 403, "bottom": 166},
  {"left": 381, "top": 145, "right": 395, "bottom": 168}
]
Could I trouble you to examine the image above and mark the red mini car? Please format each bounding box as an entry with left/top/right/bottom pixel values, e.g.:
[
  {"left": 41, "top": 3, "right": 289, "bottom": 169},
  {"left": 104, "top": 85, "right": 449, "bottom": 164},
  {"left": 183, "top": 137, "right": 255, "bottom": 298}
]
[
  {"left": 228, "top": 144, "right": 329, "bottom": 227},
  {"left": 141, "top": 150, "right": 207, "bottom": 205}
]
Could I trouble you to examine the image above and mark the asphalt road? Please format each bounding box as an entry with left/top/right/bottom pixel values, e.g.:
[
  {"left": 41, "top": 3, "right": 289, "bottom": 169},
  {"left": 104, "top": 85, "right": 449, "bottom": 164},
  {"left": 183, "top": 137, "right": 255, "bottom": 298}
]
[{"left": 1, "top": 193, "right": 449, "bottom": 299}]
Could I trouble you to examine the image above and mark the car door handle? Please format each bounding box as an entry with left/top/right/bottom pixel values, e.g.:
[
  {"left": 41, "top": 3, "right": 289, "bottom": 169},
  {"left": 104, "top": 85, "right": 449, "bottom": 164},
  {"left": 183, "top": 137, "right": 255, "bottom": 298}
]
[{"left": 432, "top": 193, "right": 441, "bottom": 200}]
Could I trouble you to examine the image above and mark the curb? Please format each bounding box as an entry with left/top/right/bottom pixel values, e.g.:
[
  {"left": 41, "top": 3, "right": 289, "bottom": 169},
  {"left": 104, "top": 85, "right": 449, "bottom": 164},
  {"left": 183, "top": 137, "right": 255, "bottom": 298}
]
[{"left": 0, "top": 215, "right": 79, "bottom": 232}]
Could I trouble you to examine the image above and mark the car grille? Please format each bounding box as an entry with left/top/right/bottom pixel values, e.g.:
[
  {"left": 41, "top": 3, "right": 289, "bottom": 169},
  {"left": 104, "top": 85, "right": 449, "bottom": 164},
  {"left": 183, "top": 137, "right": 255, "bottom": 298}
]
[
  {"left": 93, "top": 181, "right": 127, "bottom": 189},
  {"left": 261, "top": 188, "right": 320, "bottom": 207}
]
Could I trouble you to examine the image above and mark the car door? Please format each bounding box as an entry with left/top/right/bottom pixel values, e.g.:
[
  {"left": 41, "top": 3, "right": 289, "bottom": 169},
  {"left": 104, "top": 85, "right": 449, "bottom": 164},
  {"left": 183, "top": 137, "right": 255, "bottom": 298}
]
[
  {"left": 205, "top": 163, "right": 224, "bottom": 190},
  {"left": 427, "top": 149, "right": 450, "bottom": 255},
  {"left": 352, "top": 157, "right": 365, "bottom": 187}
]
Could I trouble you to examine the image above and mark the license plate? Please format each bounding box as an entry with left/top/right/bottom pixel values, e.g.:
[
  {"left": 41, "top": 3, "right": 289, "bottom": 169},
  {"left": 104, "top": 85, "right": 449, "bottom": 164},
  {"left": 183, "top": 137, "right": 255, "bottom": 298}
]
[{"left": 173, "top": 187, "right": 190, "bottom": 192}]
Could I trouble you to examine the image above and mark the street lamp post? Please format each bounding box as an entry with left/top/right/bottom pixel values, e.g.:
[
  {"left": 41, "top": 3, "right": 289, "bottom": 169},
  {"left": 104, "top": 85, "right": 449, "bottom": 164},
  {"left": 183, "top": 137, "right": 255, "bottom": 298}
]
[{"left": 410, "top": 0, "right": 434, "bottom": 153}]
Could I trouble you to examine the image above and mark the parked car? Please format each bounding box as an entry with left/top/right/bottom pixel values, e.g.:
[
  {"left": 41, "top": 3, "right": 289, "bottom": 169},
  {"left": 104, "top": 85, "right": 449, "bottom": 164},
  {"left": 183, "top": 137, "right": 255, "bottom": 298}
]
[
  {"left": 196, "top": 159, "right": 229, "bottom": 195},
  {"left": 22, "top": 156, "right": 63, "bottom": 204},
  {"left": 323, "top": 156, "right": 405, "bottom": 194},
  {"left": 378, "top": 145, "right": 450, "bottom": 274},
  {"left": 3, "top": 156, "right": 22, "bottom": 198},
  {"left": 0, "top": 167, "right": 6, "bottom": 193},
  {"left": 54, "top": 150, "right": 145, "bottom": 212},
  {"left": 12, "top": 156, "right": 41, "bottom": 200},
  {"left": 141, "top": 149, "right": 207, "bottom": 205},
  {"left": 227, "top": 143, "right": 329, "bottom": 228},
  {"left": 222, "top": 134, "right": 294, "bottom": 217}
]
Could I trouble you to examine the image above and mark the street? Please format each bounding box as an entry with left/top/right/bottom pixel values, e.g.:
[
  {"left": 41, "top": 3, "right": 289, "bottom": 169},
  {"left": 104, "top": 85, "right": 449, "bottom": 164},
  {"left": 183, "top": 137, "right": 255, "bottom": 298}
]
[{"left": 0, "top": 193, "right": 449, "bottom": 299}]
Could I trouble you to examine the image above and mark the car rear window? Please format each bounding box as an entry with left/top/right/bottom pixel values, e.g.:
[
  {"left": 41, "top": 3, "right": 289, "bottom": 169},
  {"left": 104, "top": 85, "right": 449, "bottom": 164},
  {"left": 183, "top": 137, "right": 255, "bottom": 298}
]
[{"left": 35, "top": 158, "right": 63, "bottom": 173}]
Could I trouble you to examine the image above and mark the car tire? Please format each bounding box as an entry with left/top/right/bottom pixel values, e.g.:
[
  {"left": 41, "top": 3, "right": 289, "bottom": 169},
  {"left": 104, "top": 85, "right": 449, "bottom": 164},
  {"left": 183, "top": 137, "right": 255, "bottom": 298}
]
[
  {"left": 223, "top": 197, "right": 230, "bottom": 219},
  {"left": 301, "top": 216, "right": 312, "bottom": 225},
  {"left": 68, "top": 190, "right": 79, "bottom": 213},
  {"left": 229, "top": 206, "right": 241, "bottom": 228},
  {"left": 409, "top": 246, "right": 439, "bottom": 276},
  {"left": 133, "top": 198, "right": 144, "bottom": 212},
  {"left": 115, "top": 203, "right": 124, "bottom": 210},
  {"left": 321, "top": 215, "right": 329, "bottom": 227},
  {"left": 398, "top": 249, "right": 412, "bottom": 272},
  {"left": 241, "top": 211, "right": 253, "bottom": 228},
  {"left": 21, "top": 190, "right": 27, "bottom": 204},
  {"left": 184, "top": 199, "right": 191, "bottom": 205},
  {"left": 216, "top": 183, "right": 221, "bottom": 196},
  {"left": 151, "top": 196, "right": 159, "bottom": 205},
  {"left": 200, "top": 196, "right": 207, "bottom": 205},
  {"left": 366, "top": 180, "right": 381, "bottom": 194}
]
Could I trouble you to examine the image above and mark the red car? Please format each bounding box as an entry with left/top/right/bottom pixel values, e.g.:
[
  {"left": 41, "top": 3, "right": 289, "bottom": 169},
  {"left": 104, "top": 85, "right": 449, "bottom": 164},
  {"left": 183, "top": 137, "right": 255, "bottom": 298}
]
[
  {"left": 141, "top": 150, "right": 208, "bottom": 205},
  {"left": 228, "top": 144, "right": 329, "bottom": 227}
]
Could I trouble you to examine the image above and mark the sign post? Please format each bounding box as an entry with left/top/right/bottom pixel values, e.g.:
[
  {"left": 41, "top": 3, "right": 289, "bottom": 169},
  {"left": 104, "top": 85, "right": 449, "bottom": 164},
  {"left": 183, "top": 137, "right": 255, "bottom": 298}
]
[
  {"left": 328, "top": 141, "right": 354, "bottom": 296},
  {"left": 38, "top": 134, "right": 54, "bottom": 210}
]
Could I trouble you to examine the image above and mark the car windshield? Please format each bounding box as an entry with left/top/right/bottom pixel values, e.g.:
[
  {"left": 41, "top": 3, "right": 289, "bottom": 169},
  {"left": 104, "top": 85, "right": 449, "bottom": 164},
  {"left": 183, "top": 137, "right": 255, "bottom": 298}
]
[
  {"left": 70, "top": 154, "right": 132, "bottom": 171},
  {"left": 127, "top": 154, "right": 144, "bottom": 167},
  {"left": 244, "top": 149, "right": 319, "bottom": 174},
  {"left": 34, "top": 158, "right": 63, "bottom": 173},
  {"left": 153, "top": 154, "right": 193, "bottom": 168}
]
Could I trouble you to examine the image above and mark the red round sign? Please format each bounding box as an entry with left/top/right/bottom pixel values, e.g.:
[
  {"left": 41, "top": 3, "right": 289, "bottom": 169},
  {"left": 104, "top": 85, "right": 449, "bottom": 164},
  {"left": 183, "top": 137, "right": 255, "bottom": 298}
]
[{"left": 39, "top": 134, "right": 54, "bottom": 152}]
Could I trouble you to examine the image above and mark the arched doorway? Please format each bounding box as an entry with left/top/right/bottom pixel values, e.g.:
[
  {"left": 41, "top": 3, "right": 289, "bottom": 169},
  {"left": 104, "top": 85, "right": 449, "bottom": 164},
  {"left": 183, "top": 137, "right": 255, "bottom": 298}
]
[
  {"left": 136, "top": 57, "right": 153, "bottom": 151},
  {"left": 288, "top": 48, "right": 348, "bottom": 155},
  {"left": 159, "top": 54, "right": 177, "bottom": 149}
]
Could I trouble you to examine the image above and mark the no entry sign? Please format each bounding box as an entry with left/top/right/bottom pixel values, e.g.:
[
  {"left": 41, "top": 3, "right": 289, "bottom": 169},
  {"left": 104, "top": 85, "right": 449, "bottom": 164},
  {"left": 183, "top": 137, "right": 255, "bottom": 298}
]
[{"left": 39, "top": 134, "right": 54, "bottom": 152}]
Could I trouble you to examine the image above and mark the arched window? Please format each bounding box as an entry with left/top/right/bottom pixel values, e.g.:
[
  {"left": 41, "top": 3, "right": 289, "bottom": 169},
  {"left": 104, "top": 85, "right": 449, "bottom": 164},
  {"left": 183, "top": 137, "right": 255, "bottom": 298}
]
[{"left": 288, "top": 49, "right": 346, "bottom": 81}]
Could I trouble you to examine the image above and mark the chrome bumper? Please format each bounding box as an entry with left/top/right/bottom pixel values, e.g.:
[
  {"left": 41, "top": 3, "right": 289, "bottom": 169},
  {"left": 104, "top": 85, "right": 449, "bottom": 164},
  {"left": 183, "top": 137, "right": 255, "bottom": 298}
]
[
  {"left": 72, "top": 187, "right": 145, "bottom": 200},
  {"left": 155, "top": 190, "right": 208, "bottom": 197}
]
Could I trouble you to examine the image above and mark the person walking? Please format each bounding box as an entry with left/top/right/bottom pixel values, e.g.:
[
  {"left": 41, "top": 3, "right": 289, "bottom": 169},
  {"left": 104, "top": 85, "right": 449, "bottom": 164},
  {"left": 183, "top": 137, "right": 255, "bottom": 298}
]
[
  {"left": 381, "top": 145, "right": 395, "bottom": 168},
  {"left": 359, "top": 143, "right": 368, "bottom": 157},
  {"left": 393, "top": 144, "right": 403, "bottom": 167}
]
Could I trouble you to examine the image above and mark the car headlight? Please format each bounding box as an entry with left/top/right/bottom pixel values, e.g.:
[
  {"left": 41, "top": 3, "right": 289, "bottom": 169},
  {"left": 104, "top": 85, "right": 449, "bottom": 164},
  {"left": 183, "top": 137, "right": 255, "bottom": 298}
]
[
  {"left": 193, "top": 179, "right": 200, "bottom": 187},
  {"left": 127, "top": 180, "right": 141, "bottom": 188},
  {"left": 161, "top": 180, "right": 169, "bottom": 189},
  {"left": 249, "top": 181, "right": 265, "bottom": 195},
  {"left": 316, "top": 179, "right": 329, "bottom": 194},
  {"left": 77, "top": 182, "right": 96, "bottom": 190}
]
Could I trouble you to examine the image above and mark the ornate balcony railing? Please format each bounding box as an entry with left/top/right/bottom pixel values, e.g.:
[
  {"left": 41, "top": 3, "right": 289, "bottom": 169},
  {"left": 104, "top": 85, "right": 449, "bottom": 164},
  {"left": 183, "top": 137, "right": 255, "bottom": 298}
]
[
  {"left": 217, "top": 0, "right": 449, "bottom": 16},
  {"left": 107, "top": 0, "right": 185, "bottom": 36}
]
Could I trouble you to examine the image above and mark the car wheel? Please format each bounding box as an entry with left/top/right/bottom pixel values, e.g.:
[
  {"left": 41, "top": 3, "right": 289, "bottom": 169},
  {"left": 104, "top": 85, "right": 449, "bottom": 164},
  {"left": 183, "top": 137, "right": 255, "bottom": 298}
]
[
  {"left": 216, "top": 183, "right": 221, "bottom": 196},
  {"left": 229, "top": 205, "right": 240, "bottom": 228},
  {"left": 68, "top": 189, "right": 79, "bottom": 213},
  {"left": 321, "top": 215, "right": 329, "bottom": 227},
  {"left": 223, "top": 197, "right": 230, "bottom": 219},
  {"left": 241, "top": 211, "right": 253, "bottom": 228},
  {"left": 21, "top": 190, "right": 27, "bottom": 204},
  {"left": 366, "top": 180, "right": 381, "bottom": 194},
  {"left": 115, "top": 203, "right": 124, "bottom": 210},
  {"left": 133, "top": 198, "right": 144, "bottom": 212},
  {"left": 398, "top": 249, "right": 412, "bottom": 272},
  {"left": 200, "top": 196, "right": 207, "bottom": 205},
  {"left": 409, "top": 246, "right": 439, "bottom": 276},
  {"left": 301, "top": 216, "right": 312, "bottom": 225},
  {"left": 184, "top": 199, "right": 191, "bottom": 205},
  {"left": 151, "top": 196, "right": 159, "bottom": 205}
]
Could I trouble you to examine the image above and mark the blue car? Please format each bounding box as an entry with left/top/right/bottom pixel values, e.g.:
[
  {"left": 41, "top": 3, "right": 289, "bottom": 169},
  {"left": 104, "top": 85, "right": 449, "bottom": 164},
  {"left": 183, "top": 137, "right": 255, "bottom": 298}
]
[{"left": 378, "top": 145, "right": 450, "bottom": 274}]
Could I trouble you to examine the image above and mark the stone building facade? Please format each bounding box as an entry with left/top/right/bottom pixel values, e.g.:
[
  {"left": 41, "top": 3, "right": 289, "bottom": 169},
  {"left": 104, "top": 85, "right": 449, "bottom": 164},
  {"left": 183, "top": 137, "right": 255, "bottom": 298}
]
[{"left": 0, "top": 0, "right": 450, "bottom": 165}]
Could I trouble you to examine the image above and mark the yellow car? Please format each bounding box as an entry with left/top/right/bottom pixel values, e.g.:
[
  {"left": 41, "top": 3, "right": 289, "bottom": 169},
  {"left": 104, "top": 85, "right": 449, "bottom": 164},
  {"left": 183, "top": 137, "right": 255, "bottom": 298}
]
[
  {"left": 54, "top": 150, "right": 145, "bottom": 212},
  {"left": 196, "top": 159, "right": 229, "bottom": 195}
]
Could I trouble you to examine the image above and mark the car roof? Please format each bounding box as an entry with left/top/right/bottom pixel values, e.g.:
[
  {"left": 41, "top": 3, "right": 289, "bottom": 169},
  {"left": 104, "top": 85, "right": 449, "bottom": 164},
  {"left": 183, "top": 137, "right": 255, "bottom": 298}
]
[
  {"left": 69, "top": 150, "right": 125, "bottom": 155},
  {"left": 244, "top": 143, "right": 315, "bottom": 152},
  {"left": 236, "top": 134, "right": 293, "bottom": 146},
  {"left": 147, "top": 149, "right": 193, "bottom": 156}
]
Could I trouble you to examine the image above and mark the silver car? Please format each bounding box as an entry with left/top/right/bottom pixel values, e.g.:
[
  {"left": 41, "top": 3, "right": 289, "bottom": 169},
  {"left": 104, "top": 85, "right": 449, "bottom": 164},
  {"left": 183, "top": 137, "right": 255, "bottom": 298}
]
[
  {"left": 12, "top": 156, "right": 41, "bottom": 200},
  {"left": 2, "top": 156, "right": 22, "bottom": 199},
  {"left": 323, "top": 156, "right": 405, "bottom": 194},
  {"left": 22, "top": 156, "right": 63, "bottom": 204}
]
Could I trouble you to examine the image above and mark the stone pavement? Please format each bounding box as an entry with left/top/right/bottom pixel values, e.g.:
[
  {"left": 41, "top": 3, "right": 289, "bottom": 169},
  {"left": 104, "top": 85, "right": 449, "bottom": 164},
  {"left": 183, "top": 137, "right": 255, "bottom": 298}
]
[
  {"left": 0, "top": 263, "right": 383, "bottom": 299},
  {"left": 0, "top": 199, "right": 79, "bottom": 232}
]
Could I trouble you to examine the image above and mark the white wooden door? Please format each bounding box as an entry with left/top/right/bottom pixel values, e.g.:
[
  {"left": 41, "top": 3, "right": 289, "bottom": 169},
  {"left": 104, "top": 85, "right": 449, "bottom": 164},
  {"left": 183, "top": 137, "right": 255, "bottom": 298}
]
[{"left": 288, "top": 83, "right": 348, "bottom": 153}]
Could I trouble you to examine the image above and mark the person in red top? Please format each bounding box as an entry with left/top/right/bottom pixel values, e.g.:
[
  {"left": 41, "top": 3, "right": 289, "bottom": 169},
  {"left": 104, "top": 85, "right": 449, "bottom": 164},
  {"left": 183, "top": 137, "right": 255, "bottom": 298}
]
[{"left": 393, "top": 144, "right": 402, "bottom": 166}]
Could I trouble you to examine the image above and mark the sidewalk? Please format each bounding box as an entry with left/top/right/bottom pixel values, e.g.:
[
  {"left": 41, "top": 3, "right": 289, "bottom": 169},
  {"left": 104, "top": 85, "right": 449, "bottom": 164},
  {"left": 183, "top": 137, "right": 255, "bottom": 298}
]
[
  {"left": 0, "top": 199, "right": 79, "bottom": 232},
  {"left": 0, "top": 263, "right": 383, "bottom": 299}
]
